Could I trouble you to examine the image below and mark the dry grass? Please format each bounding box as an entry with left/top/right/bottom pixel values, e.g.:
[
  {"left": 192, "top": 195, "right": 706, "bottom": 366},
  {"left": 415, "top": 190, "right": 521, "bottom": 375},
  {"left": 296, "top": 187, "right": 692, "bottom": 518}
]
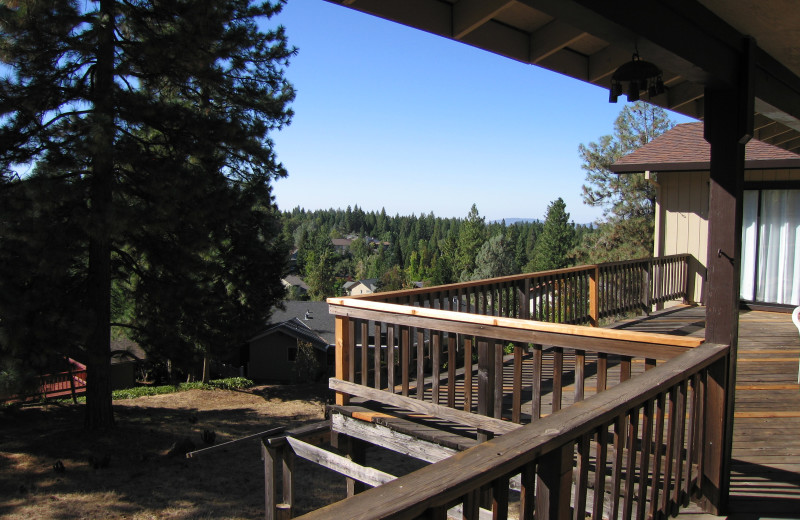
[{"left": 0, "top": 383, "right": 357, "bottom": 520}]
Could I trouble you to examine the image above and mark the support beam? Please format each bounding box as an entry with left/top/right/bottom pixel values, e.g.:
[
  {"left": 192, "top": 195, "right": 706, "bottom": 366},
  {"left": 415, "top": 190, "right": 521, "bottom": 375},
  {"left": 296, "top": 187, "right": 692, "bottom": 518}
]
[
  {"left": 701, "top": 36, "right": 754, "bottom": 516},
  {"left": 452, "top": 0, "right": 513, "bottom": 40},
  {"left": 529, "top": 20, "right": 587, "bottom": 63}
]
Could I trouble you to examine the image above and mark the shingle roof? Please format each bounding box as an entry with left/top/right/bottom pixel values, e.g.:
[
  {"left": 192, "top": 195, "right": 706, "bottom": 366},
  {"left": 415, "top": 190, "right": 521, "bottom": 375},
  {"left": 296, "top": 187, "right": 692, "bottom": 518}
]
[
  {"left": 262, "top": 300, "right": 335, "bottom": 345},
  {"left": 610, "top": 122, "right": 800, "bottom": 173}
]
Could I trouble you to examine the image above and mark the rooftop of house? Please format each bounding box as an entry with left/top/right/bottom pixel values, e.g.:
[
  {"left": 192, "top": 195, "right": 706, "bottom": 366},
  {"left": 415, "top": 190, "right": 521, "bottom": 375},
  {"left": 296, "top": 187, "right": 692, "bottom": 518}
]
[
  {"left": 282, "top": 275, "right": 309, "bottom": 291},
  {"left": 610, "top": 122, "right": 800, "bottom": 173},
  {"left": 352, "top": 278, "right": 379, "bottom": 292},
  {"left": 262, "top": 300, "right": 336, "bottom": 346}
]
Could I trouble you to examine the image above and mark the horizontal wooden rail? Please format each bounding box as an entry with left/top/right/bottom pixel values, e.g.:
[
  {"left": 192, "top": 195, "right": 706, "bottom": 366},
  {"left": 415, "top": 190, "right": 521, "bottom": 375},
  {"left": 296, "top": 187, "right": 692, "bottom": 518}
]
[
  {"left": 348, "top": 255, "right": 691, "bottom": 327},
  {"left": 327, "top": 298, "right": 703, "bottom": 352},
  {"left": 296, "top": 342, "right": 729, "bottom": 520}
]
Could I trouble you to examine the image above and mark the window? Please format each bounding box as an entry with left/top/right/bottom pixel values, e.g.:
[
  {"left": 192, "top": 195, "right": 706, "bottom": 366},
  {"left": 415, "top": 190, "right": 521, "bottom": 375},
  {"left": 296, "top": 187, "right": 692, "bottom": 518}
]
[{"left": 740, "top": 189, "right": 800, "bottom": 305}]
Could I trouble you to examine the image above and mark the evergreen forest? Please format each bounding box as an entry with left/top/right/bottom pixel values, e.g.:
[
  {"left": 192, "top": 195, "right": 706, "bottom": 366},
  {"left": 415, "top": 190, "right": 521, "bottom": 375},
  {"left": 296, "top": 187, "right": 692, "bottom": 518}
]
[{"left": 281, "top": 200, "right": 592, "bottom": 301}]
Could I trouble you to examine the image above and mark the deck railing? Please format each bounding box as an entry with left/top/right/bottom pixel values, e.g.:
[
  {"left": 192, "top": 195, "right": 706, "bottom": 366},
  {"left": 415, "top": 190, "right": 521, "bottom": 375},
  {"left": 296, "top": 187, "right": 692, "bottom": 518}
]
[
  {"left": 328, "top": 298, "right": 703, "bottom": 425},
  {"left": 354, "top": 254, "right": 690, "bottom": 326},
  {"left": 300, "top": 341, "right": 729, "bottom": 520},
  {"left": 301, "top": 254, "right": 727, "bottom": 519}
]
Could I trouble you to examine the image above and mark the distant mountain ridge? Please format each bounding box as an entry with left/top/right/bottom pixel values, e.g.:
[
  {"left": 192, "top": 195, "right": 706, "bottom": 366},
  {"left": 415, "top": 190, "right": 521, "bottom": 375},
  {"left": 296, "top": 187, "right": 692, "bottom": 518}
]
[{"left": 496, "top": 218, "right": 541, "bottom": 225}]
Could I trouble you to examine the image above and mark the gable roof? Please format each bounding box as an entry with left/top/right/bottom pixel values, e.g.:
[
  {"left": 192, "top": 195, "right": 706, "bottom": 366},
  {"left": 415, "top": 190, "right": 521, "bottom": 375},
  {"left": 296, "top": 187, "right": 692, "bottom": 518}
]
[
  {"left": 249, "top": 317, "right": 331, "bottom": 352},
  {"left": 352, "top": 278, "right": 379, "bottom": 292},
  {"left": 282, "top": 275, "right": 309, "bottom": 292},
  {"left": 610, "top": 123, "right": 800, "bottom": 173},
  {"left": 258, "top": 300, "right": 335, "bottom": 346}
]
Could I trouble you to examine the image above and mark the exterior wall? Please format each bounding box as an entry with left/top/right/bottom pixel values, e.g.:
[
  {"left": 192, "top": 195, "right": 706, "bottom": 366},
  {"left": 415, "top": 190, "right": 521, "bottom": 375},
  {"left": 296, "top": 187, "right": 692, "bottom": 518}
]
[
  {"left": 248, "top": 333, "right": 296, "bottom": 381},
  {"left": 655, "top": 168, "right": 800, "bottom": 304},
  {"left": 350, "top": 283, "right": 374, "bottom": 296}
]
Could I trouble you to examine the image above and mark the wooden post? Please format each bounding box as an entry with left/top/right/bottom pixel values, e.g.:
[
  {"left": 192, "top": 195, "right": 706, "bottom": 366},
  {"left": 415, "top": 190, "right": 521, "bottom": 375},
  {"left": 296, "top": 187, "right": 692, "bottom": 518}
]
[
  {"left": 262, "top": 441, "right": 279, "bottom": 520},
  {"left": 536, "top": 443, "right": 574, "bottom": 520},
  {"left": 477, "top": 338, "right": 495, "bottom": 420},
  {"left": 701, "top": 37, "right": 753, "bottom": 515},
  {"left": 335, "top": 315, "right": 351, "bottom": 406},
  {"left": 282, "top": 447, "right": 294, "bottom": 517},
  {"left": 589, "top": 265, "right": 599, "bottom": 327}
]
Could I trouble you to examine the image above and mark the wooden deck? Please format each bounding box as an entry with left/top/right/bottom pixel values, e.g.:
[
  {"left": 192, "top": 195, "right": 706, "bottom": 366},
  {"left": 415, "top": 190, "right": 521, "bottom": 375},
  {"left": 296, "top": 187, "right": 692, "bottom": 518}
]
[{"left": 615, "top": 306, "right": 800, "bottom": 518}]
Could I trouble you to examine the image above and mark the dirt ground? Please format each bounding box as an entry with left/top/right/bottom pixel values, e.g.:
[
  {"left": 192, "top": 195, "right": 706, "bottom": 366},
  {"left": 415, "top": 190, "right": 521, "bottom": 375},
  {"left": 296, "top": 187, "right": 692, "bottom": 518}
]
[{"left": 0, "top": 383, "right": 425, "bottom": 520}]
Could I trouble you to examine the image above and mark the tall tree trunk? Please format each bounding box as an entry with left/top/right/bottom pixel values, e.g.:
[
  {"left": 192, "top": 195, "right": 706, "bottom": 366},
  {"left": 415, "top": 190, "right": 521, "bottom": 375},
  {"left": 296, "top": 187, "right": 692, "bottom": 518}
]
[
  {"left": 202, "top": 352, "right": 211, "bottom": 385},
  {"left": 85, "top": 0, "right": 116, "bottom": 430}
]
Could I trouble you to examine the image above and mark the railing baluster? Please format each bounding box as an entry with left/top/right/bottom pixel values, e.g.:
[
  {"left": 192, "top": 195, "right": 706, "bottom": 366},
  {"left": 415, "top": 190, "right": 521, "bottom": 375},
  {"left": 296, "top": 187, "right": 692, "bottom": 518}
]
[
  {"left": 492, "top": 474, "right": 510, "bottom": 520},
  {"left": 620, "top": 355, "right": 632, "bottom": 383},
  {"left": 661, "top": 387, "right": 678, "bottom": 514},
  {"left": 532, "top": 344, "right": 543, "bottom": 421},
  {"left": 552, "top": 347, "right": 563, "bottom": 413},
  {"left": 447, "top": 334, "right": 456, "bottom": 408},
  {"left": 623, "top": 407, "right": 640, "bottom": 519},
  {"left": 386, "top": 325, "right": 395, "bottom": 393},
  {"left": 494, "top": 339, "right": 503, "bottom": 419},
  {"left": 575, "top": 349, "right": 585, "bottom": 402},
  {"left": 637, "top": 398, "right": 654, "bottom": 520},
  {"left": 574, "top": 433, "right": 591, "bottom": 519},
  {"left": 432, "top": 332, "right": 441, "bottom": 405},
  {"left": 417, "top": 328, "right": 425, "bottom": 400},
  {"left": 610, "top": 414, "right": 626, "bottom": 520},
  {"left": 401, "top": 326, "right": 410, "bottom": 397},
  {"left": 649, "top": 392, "right": 667, "bottom": 520},
  {"left": 592, "top": 425, "right": 609, "bottom": 520},
  {"left": 373, "top": 321, "right": 382, "bottom": 390},
  {"left": 520, "top": 461, "right": 536, "bottom": 520},
  {"left": 361, "top": 320, "right": 369, "bottom": 386},
  {"left": 464, "top": 338, "right": 473, "bottom": 413},
  {"left": 597, "top": 352, "right": 608, "bottom": 394},
  {"left": 512, "top": 344, "right": 523, "bottom": 423},
  {"left": 671, "top": 380, "right": 688, "bottom": 515},
  {"left": 536, "top": 442, "right": 574, "bottom": 519},
  {"left": 684, "top": 374, "right": 699, "bottom": 500}
]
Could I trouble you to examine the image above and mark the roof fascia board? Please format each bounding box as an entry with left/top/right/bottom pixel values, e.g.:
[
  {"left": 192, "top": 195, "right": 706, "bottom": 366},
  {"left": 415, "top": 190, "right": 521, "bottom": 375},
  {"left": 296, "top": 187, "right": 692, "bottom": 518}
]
[{"left": 611, "top": 158, "right": 800, "bottom": 174}]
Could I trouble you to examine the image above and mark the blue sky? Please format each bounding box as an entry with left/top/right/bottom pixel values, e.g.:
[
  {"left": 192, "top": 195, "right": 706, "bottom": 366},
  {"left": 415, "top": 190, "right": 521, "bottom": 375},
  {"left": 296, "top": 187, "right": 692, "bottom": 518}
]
[{"left": 269, "top": 0, "right": 695, "bottom": 224}]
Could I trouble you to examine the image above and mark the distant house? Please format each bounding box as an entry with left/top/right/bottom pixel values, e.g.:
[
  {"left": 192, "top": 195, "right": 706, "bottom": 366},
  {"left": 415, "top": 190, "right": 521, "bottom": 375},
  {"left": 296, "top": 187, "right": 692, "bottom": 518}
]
[
  {"left": 110, "top": 337, "right": 146, "bottom": 390},
  {"left": 342, "top": 280, "right": 358, "bottom": 295},
  {"left": 282, "top": 275, "right": 310, "bottom": 297},
  {"left": 245, "top": 301, "right": 335, "bottom": 382},
  {"left": 332, "top": 238, "right": 352, "bottom": 255},
  {"left": 611, "top": 122, "right": 800, "bottom": 307},
  {"left": 346, "top": 278, "right": 379, "bottom": 296}
]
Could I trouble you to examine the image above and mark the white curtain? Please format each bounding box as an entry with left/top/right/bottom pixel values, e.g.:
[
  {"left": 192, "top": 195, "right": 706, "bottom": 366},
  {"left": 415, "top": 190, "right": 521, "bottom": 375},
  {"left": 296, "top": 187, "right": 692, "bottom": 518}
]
[
  {"left": 756, "top": 190, "right": 800, "bottom": 305},
  {"left": 740, "top": 190, "right": 759, "bottom": 301}
]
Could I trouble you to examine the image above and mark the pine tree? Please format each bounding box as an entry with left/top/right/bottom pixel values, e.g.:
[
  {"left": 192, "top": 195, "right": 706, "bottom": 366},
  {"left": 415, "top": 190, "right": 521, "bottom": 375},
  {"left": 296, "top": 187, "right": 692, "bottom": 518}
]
[
  {"left": 455, "top": 204, "right": 486, "bottom": 281},
  {"left": 576, "top": 102, "right": 674, "bottom": 262},
  {"left": 0, "top": 1, "right": 294, "bottom": 427},
  {"left": 529, "top": 198, "right": 575, "bottom": 272}
]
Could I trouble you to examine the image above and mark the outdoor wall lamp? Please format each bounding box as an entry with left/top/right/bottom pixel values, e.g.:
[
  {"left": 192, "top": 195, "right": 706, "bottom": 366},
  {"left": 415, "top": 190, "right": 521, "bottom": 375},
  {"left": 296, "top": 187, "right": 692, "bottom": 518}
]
[{"left": 609, "top": 50, "right": 664, "bottom": 103}]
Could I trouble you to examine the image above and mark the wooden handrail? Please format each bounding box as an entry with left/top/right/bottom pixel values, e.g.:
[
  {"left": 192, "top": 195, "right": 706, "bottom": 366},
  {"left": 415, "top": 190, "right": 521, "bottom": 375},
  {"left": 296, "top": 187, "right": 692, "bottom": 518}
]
[
  {"left": 297, "top": 342, "right": 729, "bottom": 520},
  {"left": 351, "top": 264, "right": 598, "bottom": 302},
  {"left": 327, "top": 297, "right": 703, "bottom": 350}
]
